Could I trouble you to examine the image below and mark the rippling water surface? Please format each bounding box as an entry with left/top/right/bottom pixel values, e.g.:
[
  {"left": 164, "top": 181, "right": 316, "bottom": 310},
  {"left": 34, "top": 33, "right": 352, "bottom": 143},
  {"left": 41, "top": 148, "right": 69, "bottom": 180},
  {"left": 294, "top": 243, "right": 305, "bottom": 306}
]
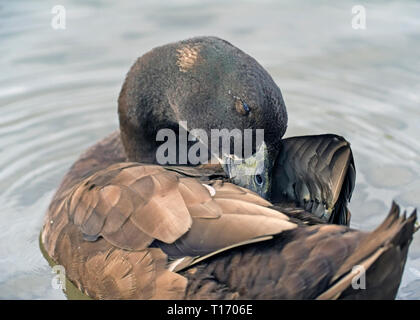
[{"left": 1, "top": 0, "right": 419, "bottom": 299}]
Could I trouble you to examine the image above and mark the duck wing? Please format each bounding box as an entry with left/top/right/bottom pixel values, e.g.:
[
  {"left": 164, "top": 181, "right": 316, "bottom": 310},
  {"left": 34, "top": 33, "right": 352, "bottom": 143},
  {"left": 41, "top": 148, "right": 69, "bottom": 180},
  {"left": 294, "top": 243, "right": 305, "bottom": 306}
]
[
  {"left": 179, "top": 202, "right": 417, "bottom": 299},
  {"left": 271, "top": 134, "right": 355, "bottom": 225},
  {"left": 162, "top": 163, "right": 226, "bottom": 180},
  {"left": 62, "top": 162, "right": 296, "bottom": 253},
  {"left": 42, "top": 162, "right": 296, "bottom": 299}
]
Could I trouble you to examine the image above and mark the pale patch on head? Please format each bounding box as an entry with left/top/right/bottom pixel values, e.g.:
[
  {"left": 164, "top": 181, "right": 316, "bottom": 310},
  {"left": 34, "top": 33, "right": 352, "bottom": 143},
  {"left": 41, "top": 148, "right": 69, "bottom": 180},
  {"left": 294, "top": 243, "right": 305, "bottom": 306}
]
[{"left": 176, "top": 44, "right": 201, "bottom": 73}]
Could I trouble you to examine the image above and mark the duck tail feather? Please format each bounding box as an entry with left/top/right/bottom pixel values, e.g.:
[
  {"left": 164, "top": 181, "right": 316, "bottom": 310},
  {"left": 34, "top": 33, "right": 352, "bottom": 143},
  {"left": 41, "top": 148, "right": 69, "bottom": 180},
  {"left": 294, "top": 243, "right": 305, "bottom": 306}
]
[{"left": 317, "top": 202, "right": 417, "bottom": 300}]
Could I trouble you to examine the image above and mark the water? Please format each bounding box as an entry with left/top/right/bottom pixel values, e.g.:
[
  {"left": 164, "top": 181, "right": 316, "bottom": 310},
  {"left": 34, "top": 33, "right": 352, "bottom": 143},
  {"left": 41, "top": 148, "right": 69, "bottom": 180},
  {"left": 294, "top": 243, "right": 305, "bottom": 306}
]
[{"left": 0, "top": 0, "right": 419, "bottom": 299}]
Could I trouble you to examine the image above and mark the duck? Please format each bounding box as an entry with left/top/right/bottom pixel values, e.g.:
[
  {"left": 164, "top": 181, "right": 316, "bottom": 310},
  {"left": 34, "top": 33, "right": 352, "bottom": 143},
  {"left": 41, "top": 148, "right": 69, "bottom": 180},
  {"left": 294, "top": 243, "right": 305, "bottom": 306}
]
[{"left": 41, "top": 36, "right": 417, "bottom": 300}]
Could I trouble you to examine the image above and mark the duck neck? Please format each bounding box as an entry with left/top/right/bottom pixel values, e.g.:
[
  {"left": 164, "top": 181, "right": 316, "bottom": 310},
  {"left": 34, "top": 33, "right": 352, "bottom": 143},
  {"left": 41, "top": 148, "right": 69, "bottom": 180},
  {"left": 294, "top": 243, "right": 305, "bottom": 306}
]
[{"left": 119, "top": 118, "right": 159, "bottom": 164}]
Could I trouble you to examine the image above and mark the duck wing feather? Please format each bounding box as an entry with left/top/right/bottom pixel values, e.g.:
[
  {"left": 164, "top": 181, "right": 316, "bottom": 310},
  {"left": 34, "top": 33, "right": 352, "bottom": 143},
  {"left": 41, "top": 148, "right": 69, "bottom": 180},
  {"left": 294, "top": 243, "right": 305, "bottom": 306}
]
[
  {"left": 271, "top": 134, "right": 355, "bottom": 225},
  {"left": 64, "top": 162, "right": 296, "bottom": 254},
  {"left": 179, "top": 203, "right": 416, "bottom": 300}
]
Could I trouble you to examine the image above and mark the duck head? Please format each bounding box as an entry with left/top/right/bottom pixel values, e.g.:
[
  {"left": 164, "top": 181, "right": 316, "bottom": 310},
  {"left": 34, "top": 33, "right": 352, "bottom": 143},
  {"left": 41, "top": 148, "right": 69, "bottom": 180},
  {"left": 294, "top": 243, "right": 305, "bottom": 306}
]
[
  {"left": 222, "top": 141, "right": 272, "bottom": 198},
  {"left": 118, "top": 36, "right": 287, "bottom": 196}
]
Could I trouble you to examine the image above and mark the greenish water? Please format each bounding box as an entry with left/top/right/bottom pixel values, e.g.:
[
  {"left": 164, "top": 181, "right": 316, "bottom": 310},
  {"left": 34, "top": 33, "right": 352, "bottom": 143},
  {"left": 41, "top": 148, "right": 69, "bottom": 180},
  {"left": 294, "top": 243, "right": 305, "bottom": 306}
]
[{"left": 0, "top": 0, "right": 419, "bottom": 299}]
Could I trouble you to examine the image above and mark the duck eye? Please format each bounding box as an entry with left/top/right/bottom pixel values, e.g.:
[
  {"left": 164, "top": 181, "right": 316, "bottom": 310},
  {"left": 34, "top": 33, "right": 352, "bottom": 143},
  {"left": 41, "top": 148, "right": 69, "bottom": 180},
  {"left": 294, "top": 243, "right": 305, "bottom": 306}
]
[
  {"left": 242, "top": 102, "right": 250, "bottom": 115},
  {"left": 234, "top": 98, "right": 250, "bottom": 116},
  {"left": 255, "top": 174, "right": 263, "bottom": 186}
]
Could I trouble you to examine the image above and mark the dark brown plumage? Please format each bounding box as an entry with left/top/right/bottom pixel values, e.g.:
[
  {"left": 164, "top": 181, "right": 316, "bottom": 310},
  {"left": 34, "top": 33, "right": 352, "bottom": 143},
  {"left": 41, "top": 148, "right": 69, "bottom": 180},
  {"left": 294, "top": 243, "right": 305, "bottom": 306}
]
[
  {"left": 181, "top": 202, "right": 416, "bottom": 299},
  {"left": 272, "top": 134, "right": 356, "bottom": 225},
  {"left": 41, "top": 129, "right": 417, "bottom": 300},
  {"left": 40, "top": 37, "right": 417, "bottom": 300}
]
